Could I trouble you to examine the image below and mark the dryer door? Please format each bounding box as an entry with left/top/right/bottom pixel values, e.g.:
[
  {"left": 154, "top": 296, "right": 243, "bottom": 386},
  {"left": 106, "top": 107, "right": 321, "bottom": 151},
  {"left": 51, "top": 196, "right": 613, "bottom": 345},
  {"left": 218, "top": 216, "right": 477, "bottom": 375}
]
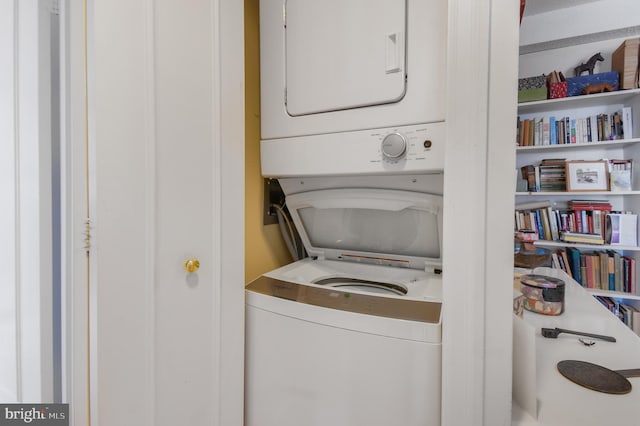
[{"left": 285, "top": 0, "right": 407, "bottom": 116}]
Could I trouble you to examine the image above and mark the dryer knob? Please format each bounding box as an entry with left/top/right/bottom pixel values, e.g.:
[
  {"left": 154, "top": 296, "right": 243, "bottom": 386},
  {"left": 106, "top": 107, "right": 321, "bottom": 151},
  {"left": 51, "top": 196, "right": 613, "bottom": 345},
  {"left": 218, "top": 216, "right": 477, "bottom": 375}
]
[{"left": 381, "top": 133, "right": 407, "bottom": 159}]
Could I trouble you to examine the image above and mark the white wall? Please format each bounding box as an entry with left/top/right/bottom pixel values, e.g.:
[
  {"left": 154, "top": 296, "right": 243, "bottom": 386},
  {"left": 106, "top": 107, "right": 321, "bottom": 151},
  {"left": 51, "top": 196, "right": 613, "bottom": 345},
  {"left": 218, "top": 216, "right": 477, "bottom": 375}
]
[
  {"left": 0, "top": 0, "right": 55, "bottom": 403},
  {"left": 0, "top": 0, "right": 19, "bottom": 402},
  {"left": 520, "top": 0, "right": 640, "bottom": 78},
  {"left": 520, "top": 0, "right": 640, "bottom": 47}
]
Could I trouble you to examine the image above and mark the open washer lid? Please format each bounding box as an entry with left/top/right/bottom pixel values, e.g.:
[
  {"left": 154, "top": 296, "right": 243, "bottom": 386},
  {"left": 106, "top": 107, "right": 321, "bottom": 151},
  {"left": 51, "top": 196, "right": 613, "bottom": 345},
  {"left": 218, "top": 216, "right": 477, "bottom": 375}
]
[{"left": 286, "top": 188, "right": 442, "bottom": 271}]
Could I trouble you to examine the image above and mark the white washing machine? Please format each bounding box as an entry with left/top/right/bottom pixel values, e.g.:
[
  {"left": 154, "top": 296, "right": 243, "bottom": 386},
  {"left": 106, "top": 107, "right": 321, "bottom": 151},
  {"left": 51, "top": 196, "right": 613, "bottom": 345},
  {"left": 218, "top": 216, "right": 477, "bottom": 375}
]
[
  {"left": 260, "top": 0, "right": 447, "bottom": 141},
  {"left": 245, "top": 179, "right": 443, "bottom": 426}
]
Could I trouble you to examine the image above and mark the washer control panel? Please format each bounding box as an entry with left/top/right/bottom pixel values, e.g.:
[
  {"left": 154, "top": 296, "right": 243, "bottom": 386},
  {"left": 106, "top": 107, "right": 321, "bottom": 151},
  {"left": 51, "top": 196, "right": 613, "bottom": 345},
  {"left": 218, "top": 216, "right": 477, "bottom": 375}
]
[
  {"left": 260, "top": 122, "right": 445, "bottom": 177},
  {"left": 372, "top": 124, "right": 442, "bottom": 169}
]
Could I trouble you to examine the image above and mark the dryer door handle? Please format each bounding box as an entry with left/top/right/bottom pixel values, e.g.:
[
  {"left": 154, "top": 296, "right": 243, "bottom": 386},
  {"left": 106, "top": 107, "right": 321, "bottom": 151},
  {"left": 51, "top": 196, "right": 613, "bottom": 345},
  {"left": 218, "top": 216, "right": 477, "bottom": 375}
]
[{"left": 385, "top": 32, "right": 404, "bottom": 74}]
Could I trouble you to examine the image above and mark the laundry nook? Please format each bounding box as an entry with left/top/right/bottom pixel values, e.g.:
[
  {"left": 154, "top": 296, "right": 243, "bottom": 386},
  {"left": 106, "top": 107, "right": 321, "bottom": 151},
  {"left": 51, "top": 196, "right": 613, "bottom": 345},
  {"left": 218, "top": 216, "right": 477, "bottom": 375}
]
[{"left": 245, "top": 0, "right": 447, "bottom": 424}]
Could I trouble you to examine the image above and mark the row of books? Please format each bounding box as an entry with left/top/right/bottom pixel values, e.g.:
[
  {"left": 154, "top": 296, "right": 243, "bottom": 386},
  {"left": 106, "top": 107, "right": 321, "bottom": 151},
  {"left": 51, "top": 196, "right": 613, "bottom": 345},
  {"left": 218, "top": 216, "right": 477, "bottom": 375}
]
[
  {"left": 550, "top": 246, "right": 636, "bottom": 294},
  {"left": 520, "top": 159, "right": 566, "bottom": 192},
  {"left": 594, "top": 296, "right": 640, "bottom": 337},
  {"left": 514, "top": 200, "right": 638, "bottom": 246},
  {"left": 516, "top": 107, "right": 633, "bottom": 147},
  {"left": 519, "top": 158, "right": 633, "bottom": 193}
]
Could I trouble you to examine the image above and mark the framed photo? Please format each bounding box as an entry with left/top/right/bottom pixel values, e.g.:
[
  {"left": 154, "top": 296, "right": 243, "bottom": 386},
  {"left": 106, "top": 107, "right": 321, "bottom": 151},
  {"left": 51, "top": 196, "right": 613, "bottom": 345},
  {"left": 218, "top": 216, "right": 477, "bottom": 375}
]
[{"left": 565, "top": 160, "right": 610, "bottom": 192}]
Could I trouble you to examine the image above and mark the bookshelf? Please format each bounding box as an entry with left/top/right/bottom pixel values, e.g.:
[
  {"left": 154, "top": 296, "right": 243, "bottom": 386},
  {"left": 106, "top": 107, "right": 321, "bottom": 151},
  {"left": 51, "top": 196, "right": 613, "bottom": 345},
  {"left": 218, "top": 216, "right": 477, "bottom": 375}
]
[{"left": 516, "top": 88, "right": 640, "bottom": 329}]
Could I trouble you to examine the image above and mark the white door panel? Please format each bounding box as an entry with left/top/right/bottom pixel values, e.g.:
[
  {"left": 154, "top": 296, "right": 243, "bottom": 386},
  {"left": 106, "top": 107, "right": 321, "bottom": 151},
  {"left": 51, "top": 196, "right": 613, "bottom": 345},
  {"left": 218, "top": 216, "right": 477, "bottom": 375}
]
[
  {"left": 90, "top": 0, "right": 244, "bottom": 425},
  {"left": 285, "top": 0, "right": 407, "bottom": 115}
]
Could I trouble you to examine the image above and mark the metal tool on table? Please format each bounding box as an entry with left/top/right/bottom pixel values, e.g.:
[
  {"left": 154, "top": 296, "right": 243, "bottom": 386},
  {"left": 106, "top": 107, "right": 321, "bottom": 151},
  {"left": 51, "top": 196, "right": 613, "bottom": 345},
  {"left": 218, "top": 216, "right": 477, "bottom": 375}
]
[
  {"left": 557, "top": 360, "right": 640, "bottom": 394},
  {"left": 541, "top": 327, "right": 616, "bottom": 342}
]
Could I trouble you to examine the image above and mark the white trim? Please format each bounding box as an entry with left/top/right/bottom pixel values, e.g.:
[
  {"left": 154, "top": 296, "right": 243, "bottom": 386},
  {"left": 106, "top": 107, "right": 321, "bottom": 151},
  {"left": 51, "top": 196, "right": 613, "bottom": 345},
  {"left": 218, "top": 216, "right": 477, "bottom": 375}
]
[
  {"left": 484, "top": 0, "right": 519, "bottom": 424},
  {"left": 60, "top": 0, "right": 90, "bottom": 423},
  {"left": 13, "top": 0, "right": 21, "bottom": 402},
  {"left": 442, "top": 0, "right": 490, "bottom": 423},
  {"left": 142, "top": 0, "right": 157, "bottom": 424},
  {"left": 443, "top": 1, "right": 518, "bottom": 424},
  {"left": 0, "top": 0, "right": 19, "bottom": 404},
  {"left": 16, "top": 0, "right": 55, "bottom": 403},
  {"left": 217, "top": 0, "right": 245, "bottom": 423},
  {"left": 210, "top": 0, "right": 223, "bottom": 422}
]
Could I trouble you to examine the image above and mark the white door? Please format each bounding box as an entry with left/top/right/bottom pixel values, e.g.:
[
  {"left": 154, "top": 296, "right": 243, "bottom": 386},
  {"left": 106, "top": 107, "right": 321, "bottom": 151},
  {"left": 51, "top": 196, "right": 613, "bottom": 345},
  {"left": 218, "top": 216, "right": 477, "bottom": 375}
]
[
  {"left": 88, "top": 1, "right": 244, "bottom": 425},
  {"left": 285, "top": 0, "right": 407, "bottom": 116}
]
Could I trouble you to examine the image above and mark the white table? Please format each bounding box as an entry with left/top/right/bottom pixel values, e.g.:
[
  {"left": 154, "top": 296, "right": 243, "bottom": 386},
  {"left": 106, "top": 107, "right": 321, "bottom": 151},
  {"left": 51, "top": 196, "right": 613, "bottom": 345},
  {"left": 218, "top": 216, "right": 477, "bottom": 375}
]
[{"left": 512, "top": 267, "right": 640, "bottom": 425}]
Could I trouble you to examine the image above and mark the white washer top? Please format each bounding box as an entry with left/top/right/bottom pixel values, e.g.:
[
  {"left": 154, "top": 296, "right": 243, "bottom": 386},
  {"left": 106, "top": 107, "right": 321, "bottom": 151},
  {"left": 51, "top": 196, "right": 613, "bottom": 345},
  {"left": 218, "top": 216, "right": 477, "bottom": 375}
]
[
  {"left": 247, "top": 258, "right": 442, "bottom": 341},
  {"left": 264, "top": 258, "right": 442, "bottom": 301}
]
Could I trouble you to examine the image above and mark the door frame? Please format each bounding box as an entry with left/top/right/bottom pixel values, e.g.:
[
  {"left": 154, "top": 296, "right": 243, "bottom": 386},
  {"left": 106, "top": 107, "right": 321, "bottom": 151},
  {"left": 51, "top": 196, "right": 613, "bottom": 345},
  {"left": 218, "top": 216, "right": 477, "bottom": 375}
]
[
  {"left": 442, "top": 0, "right": 518, "bottom": 424},
  {"left": 61, "top": 0, "right": 90, "bottom": 423}
]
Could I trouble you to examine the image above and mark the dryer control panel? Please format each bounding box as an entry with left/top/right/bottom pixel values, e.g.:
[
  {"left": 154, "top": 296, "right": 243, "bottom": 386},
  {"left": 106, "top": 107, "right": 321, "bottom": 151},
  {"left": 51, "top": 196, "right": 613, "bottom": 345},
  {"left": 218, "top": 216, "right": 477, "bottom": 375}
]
[{"left": 261, "top": 122, "right": 445, "bottom": 177}]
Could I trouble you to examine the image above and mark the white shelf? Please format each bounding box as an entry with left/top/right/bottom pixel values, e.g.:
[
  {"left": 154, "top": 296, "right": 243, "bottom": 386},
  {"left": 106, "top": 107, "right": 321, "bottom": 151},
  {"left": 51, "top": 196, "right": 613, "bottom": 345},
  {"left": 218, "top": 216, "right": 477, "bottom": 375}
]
[
  {"left": 516, "top": 191, "right": 640, "bottom": 196},
  {"left": 533, "top": 240, "right": 640, "bottom": 252},
  {"left": 516, "top": 138, "right": 640, "bottom": 152},
  {"left": 518, "top": 88, "right": 640, "bottom": 114},
  {"left": 587, "top": 288, "right": 640, "bottom": 301},
  {"left": 516, "top": 86, "right": 640, "bottom": 319}
]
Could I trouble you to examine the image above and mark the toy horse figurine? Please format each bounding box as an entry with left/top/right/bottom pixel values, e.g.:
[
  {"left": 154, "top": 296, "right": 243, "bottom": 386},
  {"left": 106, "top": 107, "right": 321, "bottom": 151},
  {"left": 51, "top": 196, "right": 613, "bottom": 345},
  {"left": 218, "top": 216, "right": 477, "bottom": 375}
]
[{"left": 574, "top": 52, "right": 604, "bottom": 76}]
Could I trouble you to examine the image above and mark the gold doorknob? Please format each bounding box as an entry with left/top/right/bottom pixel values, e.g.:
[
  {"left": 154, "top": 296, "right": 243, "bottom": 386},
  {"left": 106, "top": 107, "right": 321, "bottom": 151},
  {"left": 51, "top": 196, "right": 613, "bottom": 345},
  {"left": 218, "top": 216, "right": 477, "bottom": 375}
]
[{"left": 184, "top": 258, "right": 200, "bottom": 273}]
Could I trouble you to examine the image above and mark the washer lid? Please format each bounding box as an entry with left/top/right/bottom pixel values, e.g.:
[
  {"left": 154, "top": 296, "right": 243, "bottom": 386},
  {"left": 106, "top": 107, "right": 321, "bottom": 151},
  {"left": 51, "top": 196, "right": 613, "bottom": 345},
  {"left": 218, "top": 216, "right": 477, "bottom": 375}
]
[{"left": 286, "top": 188, "right": 442, "bottom": 271}]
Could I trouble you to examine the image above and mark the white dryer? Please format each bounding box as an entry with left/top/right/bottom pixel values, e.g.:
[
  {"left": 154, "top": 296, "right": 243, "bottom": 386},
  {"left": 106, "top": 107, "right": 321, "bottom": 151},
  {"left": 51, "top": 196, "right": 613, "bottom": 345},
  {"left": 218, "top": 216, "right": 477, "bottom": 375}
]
[
  {"left": 260, "top": 0, "right": 447, "bottom": 140},
  {"left": 245, "top": 178, "right": 443, "bottom": 426}
]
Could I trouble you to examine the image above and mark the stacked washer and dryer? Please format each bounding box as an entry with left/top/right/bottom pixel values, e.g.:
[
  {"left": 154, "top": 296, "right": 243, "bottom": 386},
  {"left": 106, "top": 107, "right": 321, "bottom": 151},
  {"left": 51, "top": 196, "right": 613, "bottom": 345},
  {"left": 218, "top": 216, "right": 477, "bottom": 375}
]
[{"left": 245, "top": 0, "right": 447, "bottom": 425}]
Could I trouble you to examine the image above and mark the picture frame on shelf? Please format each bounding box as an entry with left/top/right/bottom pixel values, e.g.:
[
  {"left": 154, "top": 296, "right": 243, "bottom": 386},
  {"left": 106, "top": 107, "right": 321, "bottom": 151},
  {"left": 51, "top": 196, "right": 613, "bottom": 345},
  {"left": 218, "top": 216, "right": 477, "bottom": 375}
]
[{"left": 565, "top": 160, "right": 610, "bottom": 192}]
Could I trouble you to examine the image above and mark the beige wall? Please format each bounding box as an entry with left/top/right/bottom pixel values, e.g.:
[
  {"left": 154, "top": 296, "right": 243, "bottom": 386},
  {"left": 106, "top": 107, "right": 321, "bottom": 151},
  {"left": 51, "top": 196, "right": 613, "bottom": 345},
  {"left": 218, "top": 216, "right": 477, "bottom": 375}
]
[{"left": 244, "top": 0, "right": 291, "bottom": 283}]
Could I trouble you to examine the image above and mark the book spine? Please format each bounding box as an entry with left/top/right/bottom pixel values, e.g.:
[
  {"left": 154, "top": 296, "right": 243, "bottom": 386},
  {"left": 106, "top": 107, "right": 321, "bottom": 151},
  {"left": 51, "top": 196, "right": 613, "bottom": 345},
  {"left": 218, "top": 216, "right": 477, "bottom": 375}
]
[
  {"left": 622, "top": 107, "right": 633, "bottom": 140},
  {"left": 590, "top": 115, "right": 598, "bottom": 142},
  {"left": 608, "top": 253, "right": 615, "bottom": 291},
  {"left": 585, "top": 255, "right": 595, "bottom": 289}
]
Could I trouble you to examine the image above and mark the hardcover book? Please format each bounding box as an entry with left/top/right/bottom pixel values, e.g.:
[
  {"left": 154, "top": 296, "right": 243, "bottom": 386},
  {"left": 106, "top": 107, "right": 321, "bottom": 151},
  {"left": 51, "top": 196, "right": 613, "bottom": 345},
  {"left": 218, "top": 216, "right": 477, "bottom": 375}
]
[{"left": 612, "top": 38, "right": 640, "bottom": 90}]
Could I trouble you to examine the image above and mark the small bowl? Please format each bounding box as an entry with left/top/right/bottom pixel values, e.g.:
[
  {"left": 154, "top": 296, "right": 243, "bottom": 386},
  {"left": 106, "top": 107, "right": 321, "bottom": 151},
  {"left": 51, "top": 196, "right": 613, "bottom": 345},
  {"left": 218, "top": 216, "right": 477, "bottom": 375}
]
[{"left": 519, "top": 274, "right": 565, "bottom": 315}]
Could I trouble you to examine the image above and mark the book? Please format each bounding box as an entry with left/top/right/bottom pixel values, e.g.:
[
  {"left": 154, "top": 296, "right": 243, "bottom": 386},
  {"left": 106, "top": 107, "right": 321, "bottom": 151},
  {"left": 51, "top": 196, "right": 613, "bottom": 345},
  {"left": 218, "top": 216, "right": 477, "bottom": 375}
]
[
  {"left": 542, "top": 117, "right": 550, "bottom": 145},
  {"left": 560, "top": 249, "right": 572, "bottom": 278},
  {"left": 607, "top": 251, "right": 616, "bottom": 291},
  {"left": 606, "top": 213, "right": 638, "bottom": 246},
  {"left": 629, "top": 305, "right": 640, "bottom": 336},
  {"left": 585, "top": 254, "right": 596, "bottom": 288},
  {"left": 567, "top": 247, "right": 582, "bottom": 284},
  {"left": 612, "top": 38, "right": 640, "bottom": 90},
  {"left": 561, "top": 231, "right": 605, "bottom": 245},
  {"left": 599, "top": 252, "right": 609, "bottom": 290},
  {"left": 515, "top": 200, "right": 552, "bottom": 210},
  {"left": 615, "top": 251, "right": 624, "bottom": 292},
  {"left": 622, "top": 107, "right": 633, "bottom": 140},
  {"left": 569, "top": 200, "right": 612, "bottom": 211},
  {"left": 589, "top": 115, "right": 598, "bottom": 142},
  {"left": 629, "top": 256, "right": 636, "bottom": 294}
]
